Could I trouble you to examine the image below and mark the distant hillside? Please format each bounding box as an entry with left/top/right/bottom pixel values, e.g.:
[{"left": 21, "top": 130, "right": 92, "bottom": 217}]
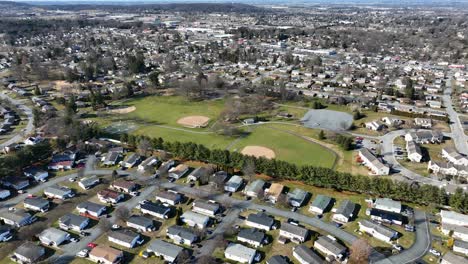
[
  {"left": 38, "top": 3, "right": 266, "bottom": 13},
  {"left": 0, "top": 0, "right": 31, "bottom": 7}
]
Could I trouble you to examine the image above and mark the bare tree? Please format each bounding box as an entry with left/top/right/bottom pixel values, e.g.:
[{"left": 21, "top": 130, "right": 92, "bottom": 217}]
[
  {"left": 115, "top": 207, "right": 131, "bottom": 222},
  {"left": 348, "top": 239, "right": 372, "bottom": 264},
  {"left": 242, "top": 159, "right": 256, "bottom": 182},
  {"left": 175, "top": 249, "right": 191, "bottom": 264},
  {"left": 277, "top": 193, "right": 289, "bottom": 208},
  {"left": 98, "top": 218, "right": 112, "bottom": 233},
  {"left": 137, "top": 138, "right": 152, "bottom": 156}
]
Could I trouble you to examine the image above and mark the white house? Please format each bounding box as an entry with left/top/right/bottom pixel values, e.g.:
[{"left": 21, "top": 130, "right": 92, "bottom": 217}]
[
  {"left": 358, "top": 220, "right": 398, "bottom": 243},
  {"left": 279, "top": 222, "right": 309, "bottom": 243},
  {"left": 108, "top": 229, "right": 142, "bottom": 248},
  {"left": 442, "top": 148, "right": 468, "bottom": 166},
  {"left": 441, "top": 210, "right": 468, "bottom": 226},
  {"left": 0, "top": 189, "right": 11, "bottom": 200},
  {"left": 313, "top": 236, "right": 347, "bottom": 261},
  {"left": 38, "top": 228, "right": 70, "bottom": 247},
  {"left": 180, "top": 211, "right": 210, "bottom": 229},
  {"left": 406, "top": 141, "right": 423, "bottom": 162},
  {"left": 365, "top": 121, "right": 384, "bottom": 131},
  {"left": 453, "top": 240, "right": 468, "bottom": 256},
  {"left": 374, "top": 198, "right": 402, "bottom": 213},
  {"left": 332, "top": 200, "right": 357, "bottom": 223},
  {"left": 224, "top": 243, "right": 258, "bottom": 264},
  {"left": 358, "top": 148, "right": 390, "bottom": 175}
]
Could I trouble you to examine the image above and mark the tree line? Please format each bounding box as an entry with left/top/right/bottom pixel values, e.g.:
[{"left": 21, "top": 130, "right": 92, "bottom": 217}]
[{"left": 118, "top": 133, "right": 468, "bottom": 213}]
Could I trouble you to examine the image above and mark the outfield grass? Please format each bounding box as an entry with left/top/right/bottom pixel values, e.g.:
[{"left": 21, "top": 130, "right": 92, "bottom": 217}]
[{"left": 89, "top": 96, "right": 338, "bottom": 168}]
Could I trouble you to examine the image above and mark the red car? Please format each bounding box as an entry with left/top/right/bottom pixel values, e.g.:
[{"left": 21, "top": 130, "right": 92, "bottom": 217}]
[{"left": 87, "top": 243, "right": 97, "bottom": 248}]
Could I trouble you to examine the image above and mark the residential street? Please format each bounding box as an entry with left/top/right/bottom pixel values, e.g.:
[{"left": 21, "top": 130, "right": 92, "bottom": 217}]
[
  {"left": 0, "top": 92, "right": 34, "bottom": 148},
  {"left": 443, "top": 80, "right": 468, "bottom": 155}
]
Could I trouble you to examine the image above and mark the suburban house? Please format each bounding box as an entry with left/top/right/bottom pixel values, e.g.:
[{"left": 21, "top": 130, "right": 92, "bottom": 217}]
[
  {"left": 237, "top": 228, "right": 267, "bottom": 247},
  {"left": 224, "top": 175, "right": 244, "bottom": 192},
  {"left": 76, "top": 201, "right": 107, "bottom": 218},
  {"left": 168, "top": 164, "right": 190, "bottom": 179},
  {"left": 110, "top": 180, "right": 138, "bottom": 193},
  {"left": 89, "top": 245, "right": 124, "bottom": 264},
  {"left": 267, "top": 255, "right": 290, "bottom": 264},
  {"left": 374, "top": 198, "right": 402, "bottom": 213},
  {"left": 225, "top": 243, "right": 258, "bottom": 264},
  {"left": 414, "top": 118, "right": 432, "bottom": 128},
  {"left": 243, "top": 179, "right": 265, "bottom": 198},
  {"left": 428, "top": 160, "right": 468, "bottom": 176},
  {"left": 0, "top": 189, "right": 11, "bottom": 200},
  {"left": 122, "top": 153, "right": 140, "bottom": 168},
  {"left": 166, "top": 225, "right": 198, "bottom": 246},
  {"left": 287, "top": 188, "right": 309, "bottom": 207},
  {"left": 137, "top": 156, "right": 158, "bottom": 172},
  {"left": 441, "top": 210, "right": 468, "bottom": 227},
  {"left": 126, "top": 215, "right": 155, "bottom": 232},
  {"left": 140, "top": 202, "right": 171, "bottom": 219},
  {"left": 44, "top": 185, "right": 75, "bottom": 200},
  {"left": 313, "top": 236, "right": 347, "bottom": 261},
  {"left": 78, "top": 175, "right": 100, "bottom": 190},
  {"left": 442, "top": 223, "right": 468, "bottom": 242},
  {"left": 210, "top": 170, "right": 229, "bottom": 186},
  {"left": 358, "top": 148, "right": 390, "bottom": 175},
  {"left": 441, "top": 251, "right": 468, "bottom": 264},
  {"left": 102, "top": 151, "right": 121, "bottom": 166},
  {"left": 48, "top": 153, "right": 75, "bottom": 170},
  {"left": 453, "top": 240, "right": 468, "bottom": 256},
  {"left": 365, "top": 121, "right": 384, "bottom": 131},
  {"left": 382, "top": 117, "right": 402, "bottom": 127},
  {"left": 245, "top": 213, "right": 275, "bottom": 231},
  {"left": 147, "top": 239, "right": 184, "bottom": 263},
  {"left": 368, "top": 208, "right": 405, "bottom": 225},
  {"left": 332, "top": 200, "right": 357, "bottom": 223},
  {"left": 23, "top": 166, "right": 49, "bottom": 181},
  {"left": 309, "top": 195, "right": 333, "bottom": 215},
  {"left": 1, "top": 176, "right": 29, "bottom": 190},
  {"left": 59, "top": 213, "right": 90, "bottom": 231},
  {"left": 0, "top": 225, "right": 12, "bottom": 242},
  {"left": 108, "top": 228, "right": 142, "bottom": 248},
  {"left": 155, "top": 190, "right": 183, "bottom": 206},
  {"left": 358, "top": 220, "right": 398, "bottom": 243},
  {"left": 180, "top": 211, "right": 210, "bottom": 229},
  {"left": 1, "top": 210, "right": 33, "bottom": 227},
  {"left": 13, "top": 242, "right": 45, "bottom": 264},
  {"left": 265, "top": 183, "right": 284, "bottom": 204},
  {"left": 187, "top": 167, "right": 210, "bottom": 182},
  {"left": 279, "top": 222, "right": 309, "bottom": 243},
  {"left": 98, "top": 189, "right": 124, "bottom": 204},
  {"left": 38, "top": 227, "right": 70, "bottom": 246},
  {"left": 24, "top": 197, "right": 50, "bottom": 212},
  {"left": 406, "top": 141, "right": 423, "bottom": 162},
  {"left": 192, "top": 200, "right": 220, "bottom": 216},
  {"left": 442, "top": 148, "right": 468, "bottom": 166},
  {"left": 293, "top": 245, "right": 323, "bottom": 264},
  {"left": 405, "top": 130, "right": 443, "bottom": 144}
]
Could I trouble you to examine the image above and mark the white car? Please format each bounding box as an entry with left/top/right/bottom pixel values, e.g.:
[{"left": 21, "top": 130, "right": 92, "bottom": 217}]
[
  {"left": 429, "top": 249, "right": 441, "bottom": 256},
  {"left": 70, "top": 237, "right": 79, "bottom": 243},
  {"left": 76, "top": 249, "right": 89, "bottom": 258},
  {"left": 112, "top": 224, "right": 121, "bottom": 230}
]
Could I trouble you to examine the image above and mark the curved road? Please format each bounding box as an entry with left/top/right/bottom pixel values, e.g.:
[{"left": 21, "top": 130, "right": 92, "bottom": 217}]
[{"left": 0, "top": 92, "right": 34, "bottom": 148}]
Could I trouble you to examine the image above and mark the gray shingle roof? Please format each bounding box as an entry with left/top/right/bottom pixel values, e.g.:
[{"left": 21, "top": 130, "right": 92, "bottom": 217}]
[
  {"left": 109, "top": 229, "right": 140, "bottom": 244},
  {"left": 246, "top": 213, "right": 274, "bottom": 227},
  {"left": 167, "top": 225, "right": 198, "bottom": 242},
  {"left": 293, "top": 245, "right": 323, "bottom": 264},
  {"left": 238, "top": 228, "right": 265, "bottom": 244},
  {"left": 147, "top": 239, "right": 183, "bottom": 259},
  {"left": 15, "top": 242, "right": 45, "bottom": 261}
]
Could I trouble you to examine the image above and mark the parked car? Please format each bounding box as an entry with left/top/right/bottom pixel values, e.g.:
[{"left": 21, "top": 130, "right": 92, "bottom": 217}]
[
  {"left": 87, "top": 243, "right": 97, "bottom": 248},
  {"left": 70, "top": 237, "right": 79, "bottom": 243},
  {"left": 429, "top": 249, "right": 441, "bottom": 256},
  {"left": 76, "top": 249, "right": 89, "bottom": 258}
]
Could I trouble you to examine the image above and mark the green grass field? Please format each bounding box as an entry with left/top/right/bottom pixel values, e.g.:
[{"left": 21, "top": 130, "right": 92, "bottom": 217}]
[{"left": 89, "top": 96, "right": 337, "bottom": 168}]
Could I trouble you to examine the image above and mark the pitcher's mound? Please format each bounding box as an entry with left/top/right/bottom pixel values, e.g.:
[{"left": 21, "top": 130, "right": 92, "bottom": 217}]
[
  {"left": 241, "top": 146, "right": 276, "bottom": 159},
  {"left": 108, "top": 106, "right": 136, "bottom": 114},
  {"left": 177, "top": 115, "right": 210, "bottom": 128}
]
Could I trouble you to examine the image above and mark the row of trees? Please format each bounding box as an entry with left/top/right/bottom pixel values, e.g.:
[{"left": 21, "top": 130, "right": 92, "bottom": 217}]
[
  {"left": 0, "top": 142, "right": 53, "bottom": 178},
  {"left": 117, "top": 133, "right": 468, "bottom": 213}
]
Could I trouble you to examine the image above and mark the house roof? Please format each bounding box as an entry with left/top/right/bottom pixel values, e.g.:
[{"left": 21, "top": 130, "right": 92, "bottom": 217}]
[
  {"left": 112, "top": 180, "right": 136, "bottom": 190},
  {"left": 441, "top": 210, "right": 468, "bottom": 225},
  {"left": 77, "top": 201, "right": 106, "bottom": 213},
  {"left": 238, "top": 228, "right": 265, "bottom": 243},
  {"left": 124, "top": 153, "right": 140, "bottom": 164},
  {"left": 39, "top": 228, "right": 69, "bottom": 243},
  {"left": 79, "top": 175, "right": 99, "bottom": 187},
  {"left": 109, "top": 229, "right": 140, "bottom": 244},
  {"left": 24, "top": 197, "right": 49, "bottom": 208},
  {"left": 280, "top": 222, "right": 309, "bottom": 238},
  {"left": 314, "top": 236, "right": 347, "bottom": 255},
  {"left": 293, "top": 245, "right": 323, "bottom": 264},
  {"left": 244, "top": 179, "right": 265, "bottom": 194},
  {"left": 266, "top": 183, "right": 284, "bottom": 198},
  {"left": 189, "top": 167, "right": 210, "bottom": 179},
  {"left": 193, "top": 200, "right": 219, "bottom": 212},
  {"left": 225, "top": 175, "right": 243, "bottom": 188},
  {"left": 225, "top": 243, "right": 256, "bottom": 260},
  {"left": 311, "top": 195, "right": 332, "bottom": 210},
  {"left": 44, "top": 185, "right": 72, "bottom": 196},
  {"left": 246, "top": 213, "right": 274, "bottom": 227},
  {"left": 15, "top": 242, "right": 44, "bottom": 261},
  {"left": 454, "top": 239, "right": 468, "bottom": 250},
  {"left": 287, "top": 188, "right": 309, "bottom": 203},
  {"left": 147, "top": 239, "right": 183, "bottom": 259},
  {"left": 140, "top": 202, "right": 171, "bottom": 215},
  {"left": 89, "top": 245, "right": 123, "bottom": 262},
  {"left": 441, "top": 251, "right": 468, "bottom": 264},
  {"left": 374, "top": 198, "right": 402, "bottom": 212},
  {"left": 267, "top": 255, "right": 289, "bottom": 264},
  {"left": 181, "top": 211, "right": 210, "bottom": 224},
  {"left": 59, "top": 213, "right": 88, "bottom": 227},
  {"left": 156, "top": 191, "right": 182, "bottom": 202},
  {"left": 370, "top": 208, "right": 405, "bottom": 222},
  {"left": 98, "top": 189, "right": 122, "bottom": 199},
  {"left": 359, "top": 220, "right": 397, "bottom": 238},
  {"left": 127, "top": 215, "right": 153, "bottom": 228},
  {"left": 140, "top": 156, "right": 158, "bottom": 167},
  {"left": 335, "top": 200, "right": 356, "bottom": 217},
  {"left": 104, "top": 151, "right": 120, "bottom": 162},
  {"left": 2, "top": 210, "right": 31, "bottom": 223},
  {"left": 167, "top": 225, "right": 198, "bottom": 241}
]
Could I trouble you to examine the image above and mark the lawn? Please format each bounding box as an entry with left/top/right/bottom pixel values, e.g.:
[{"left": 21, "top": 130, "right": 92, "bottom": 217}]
[{"left": 88, "top": 96, "right": 338, "bottom": 168}]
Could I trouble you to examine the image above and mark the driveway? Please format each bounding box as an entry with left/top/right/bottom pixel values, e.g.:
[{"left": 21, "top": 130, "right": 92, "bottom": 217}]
[{"left": 0, "top": 92, "right": 34, "bottom": 148}]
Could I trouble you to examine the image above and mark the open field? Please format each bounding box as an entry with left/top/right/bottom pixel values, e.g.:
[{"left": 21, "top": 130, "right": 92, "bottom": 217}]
[{"left": 89, "top": 96, "right": 338, "bottom": 168}]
